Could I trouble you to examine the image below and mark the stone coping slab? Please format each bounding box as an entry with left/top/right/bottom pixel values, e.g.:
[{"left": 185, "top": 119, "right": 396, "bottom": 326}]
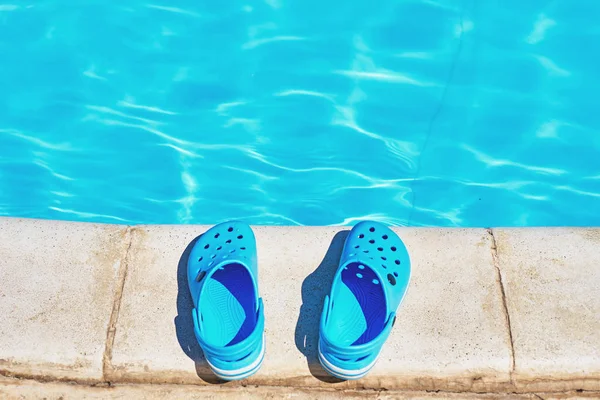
[
  {"left": 108, "top": 226, "right": 511, "bottom": 392},
  {"left": 0, "top": 218, "right": 128, "bottom": 382},
  {"left": 0, "top": 218, "right": 598, "bottom": 394},
  {"left": 494, "top": 228, "right": 600, "bottom": 392}
]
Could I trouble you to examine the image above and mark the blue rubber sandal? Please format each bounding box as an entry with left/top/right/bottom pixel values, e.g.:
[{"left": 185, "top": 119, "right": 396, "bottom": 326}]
[
  {"left": 187, "top": 221, "right": 264, "bottom": 381},
  {"left": 318, "top": 221, "right": 411, "bottom": 380}
]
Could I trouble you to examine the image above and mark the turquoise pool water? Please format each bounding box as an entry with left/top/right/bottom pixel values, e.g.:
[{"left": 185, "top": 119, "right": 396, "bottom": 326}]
[{"left": 1, "top": 1, "right": 599, "bottom": 226}]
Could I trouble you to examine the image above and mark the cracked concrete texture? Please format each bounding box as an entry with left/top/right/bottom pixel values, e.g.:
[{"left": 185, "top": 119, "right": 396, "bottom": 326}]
[
  {"left": 102, "top": 226, "right": 134, "bottom": 379},
  {"left": 108, "top": 225, "right": 511, "bottom": 391},
  {"left": 488, "top": 229, "right": 516, "bottom": 378},
  {"left": 0, "top": 218, "right": 129, "bottom": 382},
  {"left": 0, "top": 377, "right": 598, "bottom": 400},
  {"left": 494, "top": 229, "right": 600, "bottom": 392}
]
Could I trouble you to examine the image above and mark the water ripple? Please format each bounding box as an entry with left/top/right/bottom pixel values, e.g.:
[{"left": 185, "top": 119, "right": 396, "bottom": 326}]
[{"left": 1, "top": 0, "right": 599, "bottom": 226}]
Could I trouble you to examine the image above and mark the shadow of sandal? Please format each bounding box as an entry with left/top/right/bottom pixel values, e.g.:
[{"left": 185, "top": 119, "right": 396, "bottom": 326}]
[
  {"left": 294, "top": 230, "right": 349, "bottom": 383},
  {"left": 174, "top": 234, "right": 226, "bottom": 385}
]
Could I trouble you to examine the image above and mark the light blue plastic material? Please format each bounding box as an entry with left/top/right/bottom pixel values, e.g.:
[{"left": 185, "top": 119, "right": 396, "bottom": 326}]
[
  {"left": 187, "top": 221, "right": 264, "bottom": 381},
  {"left": 319, "top": 221, "right": 411, "bottom": 380}
]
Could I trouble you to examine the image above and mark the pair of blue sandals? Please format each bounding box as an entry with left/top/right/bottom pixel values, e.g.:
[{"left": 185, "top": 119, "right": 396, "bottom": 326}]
[{"left": 187, "top": 220, "right": 411, "bottom": 381}]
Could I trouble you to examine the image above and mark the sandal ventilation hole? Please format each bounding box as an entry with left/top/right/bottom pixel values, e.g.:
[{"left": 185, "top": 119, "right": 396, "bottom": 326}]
[
  {"left": 356, "top": 273, "right": 363, "bottom": 278},
  {"left": 216, "top": 246, "right": 222, "bottom": 251},
  {"left": 369, "top": 227, "right": 375, "bottom": 232},
  {"left": 230, "top": 249, "right": 236, "bottom": 253},
  {"left": 382, "top": 264, "right": 387, "bottom": 269},
  {"left": 369, "top": 239, "right": 375, "bottom": 244},
  {"left": 348, "top": 253, "right": 355, "bottom": 257},
  {"left": 210, "top": 254, "right": 216, "bottom": 259},
  {"left": 377, "top": 247, "right": 383, "bottom": 251},
  {"left": 381, "top": 256, "right": 387, "bottom": 260},
  {"left": 198, "top": 256, "right": 203, "bottom": 262},
  {"left": 358, "top": 234, "right": 364, "bottom": 239},
  {"left": 363, "top": 250, "right": 369, "bottom": 253},
  {"left": 228, "top": 227, "right": 233, "bottom": 232},
  {"left": 204, "top": 244, "right": 210, "bottom": 249},
  {"left": 226, "top": 239, "right": 232, "bottom": 244},
  {"left": 237, "top": 235, "right": 243, "bottom": 239},
  {"left": 354, "top": 245, "right": 360, "bottom": 249},
  {"left": 358, "top": 264, "right": 365, "bottom": 270},
  {"left": 214, "top": 233, "right": 220, "bottom": 238},
  {"left": 394, "top": 271, "right": 399, "bottom": 277},
  {"left": 395, "top": 259, "right": 400, "bottom": 265},
  {"left": 391, "top": 246, "right": 397, "bottom": 252},
  {"left": 387, "top": 273, "right": 396, "bottom": 286},
  {"left": 382, "top": 234, "right": 388, "bottom": 240},
  {"left": 195, "top": 271, "right": 206, "bottom": 282},
  {"left": 240, "top": 247, "right": 246, "bottom": 250},
  {"left": 372, "top": 279, "right": 379, "bottom": 285}
]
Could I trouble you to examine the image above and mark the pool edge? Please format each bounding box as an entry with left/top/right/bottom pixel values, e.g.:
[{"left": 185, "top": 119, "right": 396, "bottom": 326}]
[{"left": 0, "top": 217, "right": 599, "bottom": 394}]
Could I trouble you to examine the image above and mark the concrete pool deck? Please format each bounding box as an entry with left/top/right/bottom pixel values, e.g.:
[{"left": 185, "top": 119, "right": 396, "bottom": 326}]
[{"left": 0, "top": 217, "right": 599, "bottom": 397}]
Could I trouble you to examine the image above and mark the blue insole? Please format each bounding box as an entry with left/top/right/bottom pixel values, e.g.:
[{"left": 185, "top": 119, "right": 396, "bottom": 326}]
[
  {"left": 200, "top": 263, "right": 257, "bottom": 347},
  {"left": 327, "top": 262, "right": 386, "bottom": 346}
]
